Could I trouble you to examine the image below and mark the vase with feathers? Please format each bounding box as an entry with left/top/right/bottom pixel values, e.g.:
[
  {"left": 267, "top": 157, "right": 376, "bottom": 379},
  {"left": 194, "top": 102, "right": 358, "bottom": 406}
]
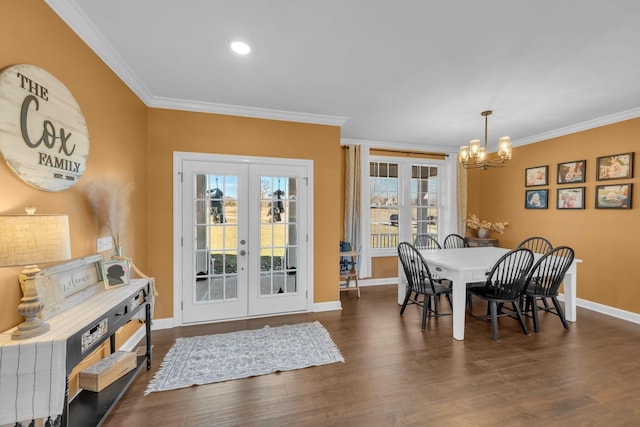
[{"left": 85, "top": 179, "right": 134, "bottom": 257}]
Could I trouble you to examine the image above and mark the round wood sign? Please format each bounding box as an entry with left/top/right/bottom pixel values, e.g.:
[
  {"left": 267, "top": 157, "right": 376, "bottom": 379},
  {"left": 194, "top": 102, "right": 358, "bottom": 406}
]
[{"left": 0, "top": 64, "right": 89, "bottom": 191}]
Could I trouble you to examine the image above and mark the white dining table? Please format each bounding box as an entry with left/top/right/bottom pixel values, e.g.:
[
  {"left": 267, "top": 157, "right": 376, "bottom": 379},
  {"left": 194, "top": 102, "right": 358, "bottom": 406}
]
[{"left": 403, "top": 247, "right": 581, "bottom": 341}]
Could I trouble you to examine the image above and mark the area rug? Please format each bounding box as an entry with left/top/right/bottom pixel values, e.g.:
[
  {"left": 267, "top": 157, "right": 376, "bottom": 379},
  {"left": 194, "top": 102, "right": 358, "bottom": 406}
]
[{"left": 145, "top": 321, "right": 344, "bottom": 394}]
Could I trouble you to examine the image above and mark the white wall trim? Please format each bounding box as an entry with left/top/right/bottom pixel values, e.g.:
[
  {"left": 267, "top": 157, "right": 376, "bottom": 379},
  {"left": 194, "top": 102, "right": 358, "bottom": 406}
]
[
  {"left": 340, "top": 277, "right": 398, "bottom": 287},
  {"left": 558, "top": 294, "right": 640, "bottom": 325},
  {"left": 150, "top": 96, "right": 347, "bottom": 127},
  {"left": 312, "top": 301, "right": 342, "bottom": 312}
]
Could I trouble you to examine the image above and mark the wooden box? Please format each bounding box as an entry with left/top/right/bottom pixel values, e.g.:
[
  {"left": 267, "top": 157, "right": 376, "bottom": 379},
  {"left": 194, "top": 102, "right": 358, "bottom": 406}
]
[{"left": 79, "top": 351, "right": 136, "bottom": 392}]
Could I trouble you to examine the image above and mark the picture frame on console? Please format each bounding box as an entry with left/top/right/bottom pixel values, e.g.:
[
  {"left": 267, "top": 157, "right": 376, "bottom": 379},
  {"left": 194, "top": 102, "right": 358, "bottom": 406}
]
[{"left": 102, "top": 259, "right": 131, "bottom": 288}]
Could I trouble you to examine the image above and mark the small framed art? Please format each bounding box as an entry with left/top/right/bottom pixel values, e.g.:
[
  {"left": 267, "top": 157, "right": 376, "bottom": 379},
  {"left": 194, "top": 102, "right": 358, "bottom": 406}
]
[
  {"left": 557, "top": 160, "right": 586, "bottom": 184},
  {"left": 596, "top": 153, "right": 633, "bottom": 181},
  {"left": 595, "top": 184, "right": 632, "bottom": 209},
  {"left": 525, "top": 165, "right": 548, "bottom": 187},
  {"left": 557, "top": 187, "right": 585, "bottom": 209},
  {"left": 102, "top": 259, "right": 131, "bottom": 288},
  {"left": 525, "top": 189, "right": 548, "bottom": 209}
]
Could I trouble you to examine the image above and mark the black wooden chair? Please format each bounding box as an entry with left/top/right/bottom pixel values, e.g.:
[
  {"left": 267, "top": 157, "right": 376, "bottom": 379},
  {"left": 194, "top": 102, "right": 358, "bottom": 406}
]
[
  {"left": 516, "top": 236, "right": 553, "bottom": 254},
  {"left": 516, "top": 236, "right": 553, "bottom": 308},
  {"left": 468, "top": 248, "right": 534, "bottom": 340},
  {"left": 443, "top": 233, "right": 470, "bottom": 249},
  {"left": 413, "top": 234, "right": 441, "bottom": 250},
  {"left": 522, "top": 246, "right": 575, "bottom": 332},
  {"left": 397, "top": 242, "right": 452, "bottom": 330}
]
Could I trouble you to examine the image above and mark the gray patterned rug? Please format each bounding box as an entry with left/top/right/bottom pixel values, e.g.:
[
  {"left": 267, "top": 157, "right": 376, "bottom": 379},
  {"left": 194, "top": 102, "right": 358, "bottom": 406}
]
[{"left": 145, "top": 321, "right": 344, "bottom": 394}]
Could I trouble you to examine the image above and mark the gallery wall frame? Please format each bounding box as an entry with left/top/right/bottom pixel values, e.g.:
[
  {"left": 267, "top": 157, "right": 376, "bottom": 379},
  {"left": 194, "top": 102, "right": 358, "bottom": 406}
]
[
  {"left": 596, "top": 153, "right": 633, "bottom": 181},
  {"left": 525, "top": 165, "right": 549, "bottom": 187},
  {"left": 557, "top": 187, "right": 585, "bottom": 209},
  {"left": 595, "top": 184, "right": 632, "bottom": 209},
  {"left": 525, "top": 189, "right": 548, "bottom": 209},
  {"left": 557, "top": 160, "right": 586, "bottom": 184}
]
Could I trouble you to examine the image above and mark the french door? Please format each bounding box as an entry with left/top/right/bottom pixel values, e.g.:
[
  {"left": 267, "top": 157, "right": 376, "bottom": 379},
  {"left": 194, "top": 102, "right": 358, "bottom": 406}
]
[{"left": 179, "top": 156, "right": 310, "bottom": 323}]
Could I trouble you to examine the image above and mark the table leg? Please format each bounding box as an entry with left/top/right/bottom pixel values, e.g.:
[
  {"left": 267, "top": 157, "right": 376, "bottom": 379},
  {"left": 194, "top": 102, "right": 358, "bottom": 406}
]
[
  {"left": 451, "top": 271, "right": 469, "bottom": 341},
  {"left": 563, "top": 263, "right": 578, "bottom": 322}
]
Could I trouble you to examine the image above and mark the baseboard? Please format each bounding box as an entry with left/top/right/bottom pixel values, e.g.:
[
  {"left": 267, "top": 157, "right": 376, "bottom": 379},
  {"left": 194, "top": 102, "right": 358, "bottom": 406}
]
[
  {"left": 142, "top": 292, "right": 640, "bottom": 334},
  {"left": 313, "top": 301, "right": 342, "bottom": 312},
  {"left": 558, "top": 294, "right": 640, "bottom": 324},
  {"left": 339, "top": 277, "right": 398, "bottom": 287}
]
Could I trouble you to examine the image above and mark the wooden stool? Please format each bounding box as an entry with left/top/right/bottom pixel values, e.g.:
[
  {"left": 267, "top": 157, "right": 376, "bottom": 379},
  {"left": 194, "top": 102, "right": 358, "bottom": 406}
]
[{"left": 340, "top": 249, "right": 360, "bottom": 298}]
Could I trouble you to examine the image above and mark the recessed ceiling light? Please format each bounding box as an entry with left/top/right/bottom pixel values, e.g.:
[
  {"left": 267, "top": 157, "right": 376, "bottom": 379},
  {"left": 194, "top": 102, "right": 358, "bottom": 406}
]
[{"left": 231, "top": 41, "right": 251, "bottom": 55}]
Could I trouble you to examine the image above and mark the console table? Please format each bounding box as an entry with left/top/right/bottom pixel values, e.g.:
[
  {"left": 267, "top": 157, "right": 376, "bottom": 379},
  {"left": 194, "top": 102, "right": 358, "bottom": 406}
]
[
  {"left": 466, "top": 236, "right": 499, "bottom": 247},
  {"left": 0, "top": 256, "right": 152, "bottom": 427}
]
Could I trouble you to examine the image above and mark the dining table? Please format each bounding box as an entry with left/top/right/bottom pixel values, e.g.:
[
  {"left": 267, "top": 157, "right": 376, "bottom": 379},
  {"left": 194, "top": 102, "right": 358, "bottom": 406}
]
[{"left": 403, "top": 246, "right": 582, "bottom": 341}]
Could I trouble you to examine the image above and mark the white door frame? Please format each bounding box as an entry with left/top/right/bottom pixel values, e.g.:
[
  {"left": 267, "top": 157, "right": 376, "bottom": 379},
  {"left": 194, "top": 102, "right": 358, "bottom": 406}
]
[{"left": 173, "top": 151, "right": 314, "bottom": 327}]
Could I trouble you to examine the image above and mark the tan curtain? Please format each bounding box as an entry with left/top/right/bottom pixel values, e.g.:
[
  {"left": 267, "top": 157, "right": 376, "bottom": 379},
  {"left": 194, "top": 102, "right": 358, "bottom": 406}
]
[
  {"left": 456, "top": 161, "right": 467, "bottom": 234},
  {"left": 344, "top": 145, "right": 361, "bottom": 257}
]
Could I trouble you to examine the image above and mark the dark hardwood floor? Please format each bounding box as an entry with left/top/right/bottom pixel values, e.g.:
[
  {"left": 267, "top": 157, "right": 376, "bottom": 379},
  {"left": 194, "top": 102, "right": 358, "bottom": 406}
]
[{"left": 103, "top": 285, "right": 640, "bottom": 427}]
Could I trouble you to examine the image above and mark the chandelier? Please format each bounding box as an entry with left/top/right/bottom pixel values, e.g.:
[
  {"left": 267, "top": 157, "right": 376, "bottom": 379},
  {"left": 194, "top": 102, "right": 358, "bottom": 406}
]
[{"left": 458, "top": 110, "right": 512, "bottom": 170}]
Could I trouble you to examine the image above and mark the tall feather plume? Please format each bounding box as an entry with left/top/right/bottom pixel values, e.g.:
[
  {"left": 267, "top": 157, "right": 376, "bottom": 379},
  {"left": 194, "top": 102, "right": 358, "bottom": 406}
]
[{"left": 85, "top": 178, "right": 134, "bottom": 247}]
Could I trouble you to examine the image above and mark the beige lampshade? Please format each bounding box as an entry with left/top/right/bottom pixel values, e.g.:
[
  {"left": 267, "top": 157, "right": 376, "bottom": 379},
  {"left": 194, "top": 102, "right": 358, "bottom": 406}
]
[{"left": 0, "top": 214, "right": 71, "bottom": 267}]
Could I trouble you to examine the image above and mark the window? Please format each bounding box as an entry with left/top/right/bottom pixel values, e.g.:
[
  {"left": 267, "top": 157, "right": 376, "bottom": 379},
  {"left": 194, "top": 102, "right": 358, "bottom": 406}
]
[
  {"left": 369, "top": 161, "right": 399, "bottom": 249},
  {"left": 369, "top": 158, "right": 441, "bottom": 251},
  {"left": 411, "top": 164, "right": 439, "bottom": 242}
]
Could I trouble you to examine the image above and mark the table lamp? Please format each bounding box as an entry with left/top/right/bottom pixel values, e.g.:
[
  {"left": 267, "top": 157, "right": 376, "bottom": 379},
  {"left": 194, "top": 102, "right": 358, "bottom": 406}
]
[{"left": 0, "top": 208, "right": 71, "bottom": 340}]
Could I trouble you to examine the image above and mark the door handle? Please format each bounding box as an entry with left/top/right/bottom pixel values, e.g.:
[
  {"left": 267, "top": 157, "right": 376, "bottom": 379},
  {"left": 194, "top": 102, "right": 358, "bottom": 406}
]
[{"left": 240, "top": 250, "right": 246, "bottom": 256}]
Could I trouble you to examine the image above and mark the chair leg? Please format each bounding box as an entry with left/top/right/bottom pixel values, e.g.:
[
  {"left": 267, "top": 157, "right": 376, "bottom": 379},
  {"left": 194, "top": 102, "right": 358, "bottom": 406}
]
[
  {"left": 354, "top": 276, "right": 360, "bottom": 298},
  {"left": 445, "top": 293, "right": 452, "bottom": 310},
  {"left": 433, "top": 294, "right": 440, "bottom": 315},
  {"left": 531, "top": 297, "right": 540, "bottom": 332},
  {"left": 489, "top": 301, "right": 499, "bottom": 340},
  {"left": 400, "top": 289, "right": 412, "bottom": 315},
  {"left": 422, "top": 297, "right": 429, "bottom": 330},
  {"left": 551, "top": 297, "right": 570, "bottom": 330},
  {"left": 513, "top": 302, "right": 529, "bottom": 336}
]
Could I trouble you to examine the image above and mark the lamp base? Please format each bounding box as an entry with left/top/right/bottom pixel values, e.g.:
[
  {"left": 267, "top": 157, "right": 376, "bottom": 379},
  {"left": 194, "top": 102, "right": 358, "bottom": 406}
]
[
  {"left": 11, "top": 265, "right": 50, "bottom": 340},
  {"left": 11, "top": 318, "right": 50, "bottom": 340}
]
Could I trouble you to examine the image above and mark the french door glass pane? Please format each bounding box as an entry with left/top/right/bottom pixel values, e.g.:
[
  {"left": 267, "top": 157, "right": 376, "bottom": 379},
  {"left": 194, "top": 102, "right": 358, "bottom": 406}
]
[
  {"left": 259, "top": 176, "right": 297, "bottom": 296},
  {"left": 193, "top": 173, "right": 238, "bottom": 302}
]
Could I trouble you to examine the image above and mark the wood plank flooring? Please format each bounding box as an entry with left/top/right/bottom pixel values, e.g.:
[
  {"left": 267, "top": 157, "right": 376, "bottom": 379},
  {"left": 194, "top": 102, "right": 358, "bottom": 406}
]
[{"left": 103, "top": 285, "right": 640, "bottom": 427}]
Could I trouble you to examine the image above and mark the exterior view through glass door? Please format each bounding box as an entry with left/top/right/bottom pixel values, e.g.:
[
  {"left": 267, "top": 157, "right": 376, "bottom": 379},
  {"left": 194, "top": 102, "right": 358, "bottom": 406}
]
[{"left": 181, "top": 159, "right": 308, "bottom": 324}]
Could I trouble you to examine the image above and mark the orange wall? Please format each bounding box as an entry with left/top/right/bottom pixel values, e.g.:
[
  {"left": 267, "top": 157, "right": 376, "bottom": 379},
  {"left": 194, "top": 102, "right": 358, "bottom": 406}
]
[
  {"left": 146, "top": 109, "right": 342, "bottom": 319},
  {"left": 473, "top": 118, "right": 640, "bottom": 313},
  {"left": 0, "top": 1, "right": 148, "bottom": 331}
]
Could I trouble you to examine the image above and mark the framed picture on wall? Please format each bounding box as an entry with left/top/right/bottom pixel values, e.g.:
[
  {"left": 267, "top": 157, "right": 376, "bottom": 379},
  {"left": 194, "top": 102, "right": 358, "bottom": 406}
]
[
  {"left": 596, "top": 152, "right": 633, "bottom": 181},
  {"left": 595, "top": 184, "right": 632, "bottom": 209},
  {"left": 557, "top": 160, "right": 586, "bottom": 184},
  {"left": 557, "top": 187, "right": 585, "bottom": 209},
  {"left": 525, "top": 165, "right": 548, "bottom": 187},
  {"left": 525, "top": 189, "right": 548, "bottom": 209}
]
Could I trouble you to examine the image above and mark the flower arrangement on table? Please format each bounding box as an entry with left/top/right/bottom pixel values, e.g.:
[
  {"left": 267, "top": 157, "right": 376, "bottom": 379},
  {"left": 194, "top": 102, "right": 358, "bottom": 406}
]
[
  {"left": 85, "top": 178, "right": 135, "bottom": 256},
  {"left": 465, "top": 214, "right": 509, "bottom": 237}
]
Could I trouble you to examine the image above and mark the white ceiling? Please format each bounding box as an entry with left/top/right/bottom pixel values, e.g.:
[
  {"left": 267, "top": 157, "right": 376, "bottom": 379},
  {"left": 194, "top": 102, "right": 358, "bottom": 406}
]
[{"left": 46, "top": 0, "right": 640, "bottom": 153}]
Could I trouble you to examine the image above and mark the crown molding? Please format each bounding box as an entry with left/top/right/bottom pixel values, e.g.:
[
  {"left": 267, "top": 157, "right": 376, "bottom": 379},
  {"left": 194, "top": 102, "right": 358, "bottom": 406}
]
[
  {"left": 45, "top": 0, "right": 154, "bottom": 102},
  {"left": 512, "top": 107, "right": 640, "bottom": 147},
  {"left": 149, "top": 96, "right": 348, "bottom": 127}
]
